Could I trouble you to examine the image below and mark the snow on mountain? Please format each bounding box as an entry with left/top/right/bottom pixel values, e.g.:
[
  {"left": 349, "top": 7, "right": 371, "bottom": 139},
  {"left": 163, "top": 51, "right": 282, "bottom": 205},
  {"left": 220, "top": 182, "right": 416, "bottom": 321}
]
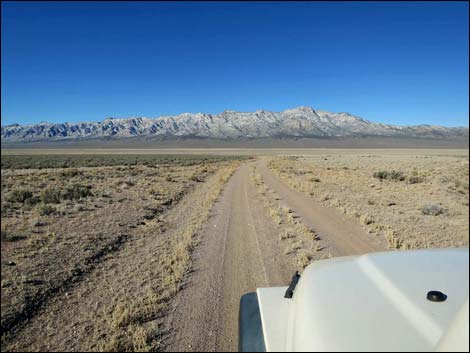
[{"left": 1, "top": 106, "right": 468, "bottom": 142}]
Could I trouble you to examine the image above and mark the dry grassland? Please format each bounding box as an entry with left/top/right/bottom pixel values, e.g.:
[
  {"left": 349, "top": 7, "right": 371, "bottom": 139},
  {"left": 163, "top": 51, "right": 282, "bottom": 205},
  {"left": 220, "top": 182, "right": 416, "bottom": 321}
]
[
  {"left": 1, "top": 154, "right": 242, "bottom": 351},
  {"left": 267, "top": 152, "right": 469, "bottom": 250},
  {"left": 1, "top": 149, "right": 468, "bottom": 351}
]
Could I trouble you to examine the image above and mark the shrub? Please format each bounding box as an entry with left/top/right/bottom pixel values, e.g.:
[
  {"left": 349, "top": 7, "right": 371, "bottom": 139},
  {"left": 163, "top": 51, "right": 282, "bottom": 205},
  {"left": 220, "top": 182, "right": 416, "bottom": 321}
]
[
  {"left": 406, "top": 168, "right": 425, "bottom": 184},
  {"left": 373, "top": 170, "right": 406, "bottom": 181},
  {"left": 421, "top": 204, "right": 444, "bottom": 216},
  {"left": 62, "top": 184, "right": 93, "bottom": 200},
  {"left": 407, "top": 175, "right": 425, "bottom": 184},
  {"left": 7, "top": 189, "right": 33, "bottom": 203},
  {"left": 25, "top": 196, "right": 41, "bottom": 207},
  {"left": 1, "top": 230, "right": 26, "bottom": 242},
  {"left": 1, "top": 202, "right": 12, "bottom": 216},
  {"left": 124, "top": 178, "right": 135, "bottom": 187},
  {"left": 74, "top": 204, "right": 86, "bottom": 212},
  {"left": 60, "top": 168, "right": 83, "bottom": 178},
  {"left": 41, "top": 188, "right": 62, "bottom": 204},
  {"left": 439, "top": 175, "right": 452, "bottom": 183},
  {"left": 189, "top": 174, "right": 202, "bottom": 182},
  {"left": 32, "top": 218, "right": 46, "bottom": 227},
  {"left": 38, "top": 204, "right": 57, "bottom": 216}
]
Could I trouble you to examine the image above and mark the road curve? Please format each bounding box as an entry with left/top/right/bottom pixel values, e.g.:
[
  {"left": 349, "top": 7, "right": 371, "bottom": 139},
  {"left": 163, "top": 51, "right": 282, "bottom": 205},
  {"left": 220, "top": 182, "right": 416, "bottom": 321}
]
[{"left": 256, "top": 159, "right": 385, "bottom": 256}]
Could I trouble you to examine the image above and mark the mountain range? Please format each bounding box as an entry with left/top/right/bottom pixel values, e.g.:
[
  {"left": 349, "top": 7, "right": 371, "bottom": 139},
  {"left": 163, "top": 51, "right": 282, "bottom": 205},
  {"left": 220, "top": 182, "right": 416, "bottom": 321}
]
[{"left": 1, "top": 106, "right": 468, "bottom": 143}]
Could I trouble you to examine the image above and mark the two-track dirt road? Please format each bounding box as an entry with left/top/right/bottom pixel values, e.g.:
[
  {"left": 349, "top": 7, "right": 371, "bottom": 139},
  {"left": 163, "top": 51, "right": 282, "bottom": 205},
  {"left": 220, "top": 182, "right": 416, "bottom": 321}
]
[
  {"left": 165, "top": 159, "right": 384, "bottom": 352},
  {"left": 2, "top": 158, "right": 383, "bottom": 352}
]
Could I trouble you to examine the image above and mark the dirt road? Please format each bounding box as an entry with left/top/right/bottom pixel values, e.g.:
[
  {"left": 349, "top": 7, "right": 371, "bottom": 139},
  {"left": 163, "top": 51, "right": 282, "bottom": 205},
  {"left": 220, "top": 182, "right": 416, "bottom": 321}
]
[
  {"left": 165, "top": 160, "right": 383, "bottom": 352},
  {"left": 2, "top": 158, "right": 383, "bottom": 352},
  {"left": 256, "top": 159, "right": 385, "bottom": 255}
]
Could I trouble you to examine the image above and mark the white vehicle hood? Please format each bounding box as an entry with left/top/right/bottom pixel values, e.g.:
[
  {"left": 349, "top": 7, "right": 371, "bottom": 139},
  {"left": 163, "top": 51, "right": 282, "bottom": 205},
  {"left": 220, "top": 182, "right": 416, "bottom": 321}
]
[{"left": 257, "top": 248, "right": 469, "bottom": 352}]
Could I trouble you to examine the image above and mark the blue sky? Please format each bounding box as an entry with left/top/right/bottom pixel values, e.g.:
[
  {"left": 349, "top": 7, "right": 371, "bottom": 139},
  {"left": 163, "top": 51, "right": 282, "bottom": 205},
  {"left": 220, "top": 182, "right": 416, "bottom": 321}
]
[{"left": 1, "top": 1, "right": 468, "bottom": 127}]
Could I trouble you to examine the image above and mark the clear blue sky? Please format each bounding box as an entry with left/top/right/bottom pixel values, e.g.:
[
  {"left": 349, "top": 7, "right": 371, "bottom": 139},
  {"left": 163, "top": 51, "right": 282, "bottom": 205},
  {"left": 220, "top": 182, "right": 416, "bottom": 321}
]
[{"left": 1, "top": 1, "right": 468, "bottom": 127}]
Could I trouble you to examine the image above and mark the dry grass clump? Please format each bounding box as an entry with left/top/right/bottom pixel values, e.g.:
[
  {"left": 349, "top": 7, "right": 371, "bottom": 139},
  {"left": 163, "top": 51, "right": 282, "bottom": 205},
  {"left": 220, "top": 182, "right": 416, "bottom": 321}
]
[
  {"left": 282, "top": 206, "right": 293, "bottom": 214},
  {"left": 286, "top": 211, "right": 297, "bottom": 224},
  {"left": 131, "top": 325, "right": 153, "bottom": 352},
  {"left": 298, "top": 223, "right": 314, "bottom": 237},
  {"left": 253, "top": 171, "right": 284, "bottom": 225},
  {"left": 297, "top": 251, "right": 311, "bottom": 269},
  {"left": 280, "top": 229, "right": 295, "bottom": 240},
  {"left": 385, "top": 229, "right": 419, "bottom": 250},
  {"left": 311, "top": 241, "right": 323, "bottom": 252},
  {"left": 189, "top": 174, "right": 203, "bottom": 182},
  {"left": 386, "top": 229, "right": 403, "bottom": 249},
  {"left": 320, "top": 192, "right": 332, "bottom": 201},
  {"left": 267, "top": 205, "right": 283, "bottom": 225},
  {"left": 291, "top": 240, "right": 303, "bottom": 251},
  {"left": 359, "top": 213, "right": 375, "bottom": 225},
  {"left": 98, "top": 316, "right": 159, "bottom": 352},
  {"left": 252, "top": 165, "right": 324, "bottom": 271}
]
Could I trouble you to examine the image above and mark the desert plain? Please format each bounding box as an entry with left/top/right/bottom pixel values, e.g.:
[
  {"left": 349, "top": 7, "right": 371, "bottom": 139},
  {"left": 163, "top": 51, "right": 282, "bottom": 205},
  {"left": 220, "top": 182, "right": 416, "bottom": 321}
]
[{"left": 1, "top": 148, "right": 468, "bottom": 351}]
